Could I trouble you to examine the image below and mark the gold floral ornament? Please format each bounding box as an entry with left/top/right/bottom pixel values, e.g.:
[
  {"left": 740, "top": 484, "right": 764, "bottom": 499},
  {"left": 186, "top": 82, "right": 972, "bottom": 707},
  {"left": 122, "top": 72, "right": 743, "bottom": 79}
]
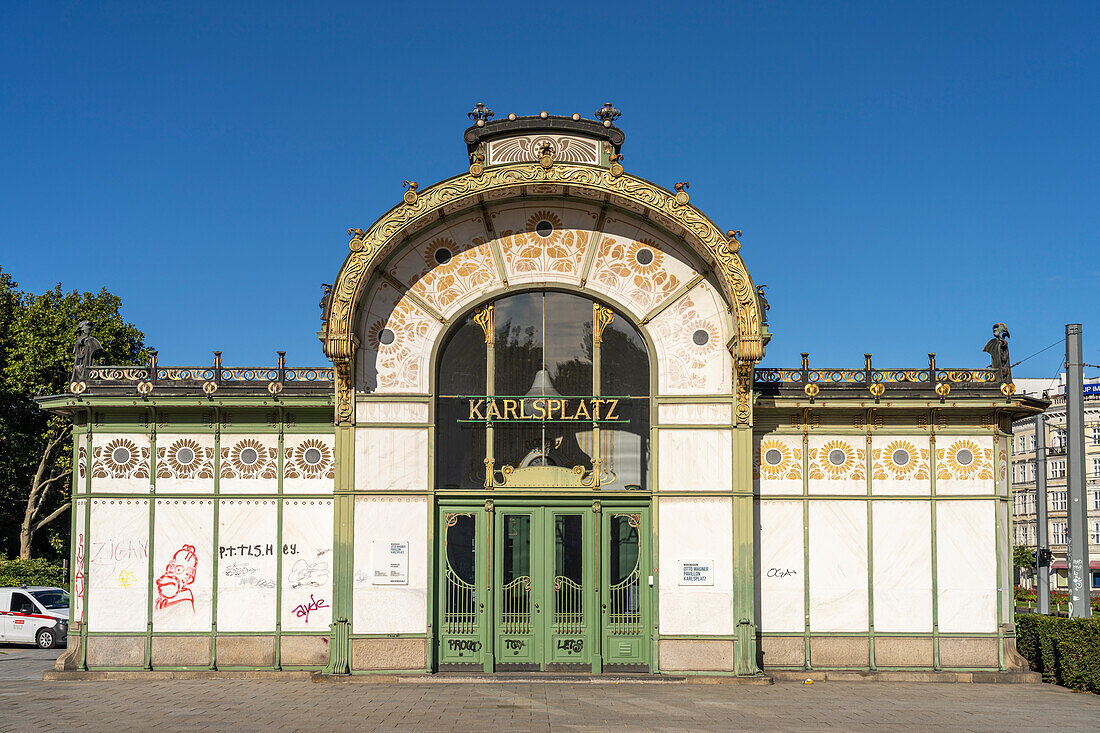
[
  {"left": 937, "top": 439, "right": 993, "bottom": 481},
  {"left": 496, "top": 212, "right": 587, "bottom": 278},
  {"left": 871, "top": 440, "right": 928, "bottom": 481},
  {"left": 591, "top": 235, "right": 681, "bottom": 313},
  {"left": 156, "top": 438, "right": 214, "bottom": 480},
  {"left": 809, "top": 439, "right": 864, "bottom": 481},
  {"left": 754, "top": 439, "right": 802, "bottom": 481},
  {"left": 221, "top": 438, "right": 278, "bottom": 480},
  {"left": 284, "top": 438, "right": 335, "bottom": 480},
  {"left": 92, "top": 438, "right": 149, "bottom": 480},
  {"left": 409, "top": 235, "right": 498, "bottom": 314}
]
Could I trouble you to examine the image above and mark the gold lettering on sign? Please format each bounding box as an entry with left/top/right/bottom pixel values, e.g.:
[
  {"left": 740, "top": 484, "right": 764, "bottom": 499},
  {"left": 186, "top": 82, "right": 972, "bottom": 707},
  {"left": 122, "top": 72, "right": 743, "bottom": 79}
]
[
  {"left": 603, "top": 399, "right": 620, "bottom": 421},
  {"left": 502, "top": 399, "right": 518, "bottom": 420},
  {"left": 468, "top": 400, "right": 485, "bottom": 420},
  {"left": 462, "top": 397, "right": 625, "bottom": 422},
  {"left": 485, "top": 401, "right": 503, "bottom": 420},
  {"left": 572, "top": 400, "right": 591, "bottom": 420}
]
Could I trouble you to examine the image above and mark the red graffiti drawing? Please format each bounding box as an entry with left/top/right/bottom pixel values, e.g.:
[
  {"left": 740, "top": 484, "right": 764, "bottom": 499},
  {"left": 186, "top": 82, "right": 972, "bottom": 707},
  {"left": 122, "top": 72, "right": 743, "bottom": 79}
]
[
  {"left": 292, "top": 594, "right": 328, "bottom": 623},
  {"left": 74, "top": 533, "right": 85, "bottom": 617},
  {"left": 155, "top": 544, "right": 197, "bottom": 611}
]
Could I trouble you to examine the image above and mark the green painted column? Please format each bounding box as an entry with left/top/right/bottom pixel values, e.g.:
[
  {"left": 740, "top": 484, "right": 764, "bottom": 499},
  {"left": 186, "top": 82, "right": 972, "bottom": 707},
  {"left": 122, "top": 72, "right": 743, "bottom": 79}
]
[
  {"left": 732, "top": 424, "right": 759, "bottom": 675},
  {"left": 324, "top": 421, "right": 356, "bottom": 674}
]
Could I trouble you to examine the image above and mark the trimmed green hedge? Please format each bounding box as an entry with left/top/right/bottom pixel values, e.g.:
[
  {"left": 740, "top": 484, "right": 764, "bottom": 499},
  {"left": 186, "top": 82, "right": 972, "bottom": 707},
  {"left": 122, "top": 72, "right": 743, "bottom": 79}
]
[
  {"left": 1016, "top": 614, "right": 1100, "bottom": 693},
  {"left": 0, "top": 557, "right": 67, "bottom": 588}
]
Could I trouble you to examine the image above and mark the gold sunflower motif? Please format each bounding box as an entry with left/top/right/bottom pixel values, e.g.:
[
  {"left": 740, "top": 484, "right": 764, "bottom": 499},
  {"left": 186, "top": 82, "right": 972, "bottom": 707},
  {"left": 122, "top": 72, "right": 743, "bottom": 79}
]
[
  {"left": 285, "top": 438, "right": 334, "bottom": 480},
  {"left": 157, "top": 438, "right": 212, "bottom": 480},
  {"left": 685, "top": 319, "right": 720, "bottom": 356},
  {"left": 626, "top": 238, "right": 663, "bottom": 276},
  {"left": 94, "top": 438, "right": 146, "bottom": 479},
  {"left": 366, "top": 319, "right": 400, "bottom": 355},
  {"left": 881, "top": 440, "right": 918, "bottom": 480},
  {"left": 423, "top": 237, "right": 459, "bottom": 271},
  {"left": 757, "top": 439, "right": 795, "bottom": 481},
  {"left": 817, "top": 439, "right": 856, "bottom": 479},
  {"left": 526, "top": 211, "right": 562, "bottom": 238},
  {"left": 223, "top": 438, "right": 276, "bottom": 479},
  {"left": 943, "top": 439, "right": 983, "bottom": 479}
]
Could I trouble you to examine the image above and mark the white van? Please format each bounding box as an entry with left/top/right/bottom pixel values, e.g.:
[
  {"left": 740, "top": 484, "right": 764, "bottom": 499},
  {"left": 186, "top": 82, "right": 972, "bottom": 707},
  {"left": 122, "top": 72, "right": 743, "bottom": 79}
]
[{"left": 0, "top": 586, "right": 69, "bottom": 648}]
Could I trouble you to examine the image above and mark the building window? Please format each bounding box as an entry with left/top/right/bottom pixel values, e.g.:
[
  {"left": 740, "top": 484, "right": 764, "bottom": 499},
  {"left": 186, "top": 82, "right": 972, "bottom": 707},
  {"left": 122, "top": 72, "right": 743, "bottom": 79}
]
[
  {"left": 1051, "top": 460, "right": 1067, "bottom": 479},
  {"left": 435, "top": 291, "right": 650, "bottom": 491},
  {"left": 1092, "top": 426, "right": 1100, "bottom": 446},
  {"left": 1093, "top": 570, "right": 1100, "bottom": 589},
  {"left": 1092, "top": 457, "right": 1100, "bottom": 477},
  {"left": 1028, "top": 524, "right": 1036, "bottom": 545},
  {"left": 1051, "top": 491, "right": 1067, "bottom": 511},
  {"left": 1091, "top": 490, "right": 1100, "bottom": 511},
  {"left": 1052, "top": 521, "right": 1068, "bottom": 545},
  {"left": 1091, "top": 521, "right": 1100, "bottom": 546}
]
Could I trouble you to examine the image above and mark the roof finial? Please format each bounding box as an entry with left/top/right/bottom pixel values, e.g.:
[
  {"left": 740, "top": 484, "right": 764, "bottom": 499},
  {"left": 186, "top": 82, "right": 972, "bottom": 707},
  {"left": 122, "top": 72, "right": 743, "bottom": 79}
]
[
  {"left": 595, "top": 102, "right": 621, "bottom": 127},
  {"left": 467, "top": 102, "right": 494, "bottom": 127}
]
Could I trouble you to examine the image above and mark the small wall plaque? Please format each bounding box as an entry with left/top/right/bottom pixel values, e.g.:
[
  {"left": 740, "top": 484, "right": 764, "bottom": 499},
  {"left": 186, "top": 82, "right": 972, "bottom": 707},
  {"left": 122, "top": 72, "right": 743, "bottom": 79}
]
[
  {"left": 372, "top": 540, "right": 409, "bottom": 585},
  {"left": 678, "top": 560, "right": 714, "bottom": 586}
]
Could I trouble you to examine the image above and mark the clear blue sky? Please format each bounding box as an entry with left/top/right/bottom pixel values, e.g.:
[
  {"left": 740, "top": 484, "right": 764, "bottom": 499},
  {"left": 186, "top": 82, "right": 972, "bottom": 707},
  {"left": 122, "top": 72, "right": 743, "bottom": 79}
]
[{"left": 3, "top": 2, "right": 1097, "bottom": 380}]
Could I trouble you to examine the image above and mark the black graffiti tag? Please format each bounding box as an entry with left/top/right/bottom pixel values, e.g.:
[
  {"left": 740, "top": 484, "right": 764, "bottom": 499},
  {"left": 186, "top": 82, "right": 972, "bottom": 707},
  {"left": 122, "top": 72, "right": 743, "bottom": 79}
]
[
  {"left": 766, "top": 568, "right": 797, "bottom": 578},
  {"left": 448, "top": 639, "right": 481, "bottom": 653},
  {"left": 504, "top": 639, "right": 526, "bottom": 655},
  {"left": 557, "top": 638, "right": 583, "bottom": 653}
]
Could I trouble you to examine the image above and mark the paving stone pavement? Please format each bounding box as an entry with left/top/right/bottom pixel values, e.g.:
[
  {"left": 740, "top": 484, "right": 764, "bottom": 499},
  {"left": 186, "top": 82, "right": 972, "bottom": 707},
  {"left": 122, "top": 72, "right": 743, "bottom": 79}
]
[{"left": 2, "top": 646, "right": 1098, "bottom": 732}]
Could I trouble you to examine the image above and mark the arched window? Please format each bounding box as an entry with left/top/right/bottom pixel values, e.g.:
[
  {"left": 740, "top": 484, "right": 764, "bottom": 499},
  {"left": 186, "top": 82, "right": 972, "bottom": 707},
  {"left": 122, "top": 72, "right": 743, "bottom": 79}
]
[{"left": 436, "top": 291, "right": 649, "bottom": 490}]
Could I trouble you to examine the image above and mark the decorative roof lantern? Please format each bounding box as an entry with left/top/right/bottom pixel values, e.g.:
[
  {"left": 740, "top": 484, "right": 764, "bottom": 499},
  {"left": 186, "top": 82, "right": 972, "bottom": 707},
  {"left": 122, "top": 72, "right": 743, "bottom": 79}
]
[{"left": 463, "top": 103, "right": 625, "bottom": 169}]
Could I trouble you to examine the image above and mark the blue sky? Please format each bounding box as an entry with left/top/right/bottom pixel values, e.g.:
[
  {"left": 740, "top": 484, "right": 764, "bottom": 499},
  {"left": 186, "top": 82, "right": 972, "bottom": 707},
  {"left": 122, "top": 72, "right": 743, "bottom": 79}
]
[{"left": 2, "top": 2, "right": 1097, "bottom": 380}]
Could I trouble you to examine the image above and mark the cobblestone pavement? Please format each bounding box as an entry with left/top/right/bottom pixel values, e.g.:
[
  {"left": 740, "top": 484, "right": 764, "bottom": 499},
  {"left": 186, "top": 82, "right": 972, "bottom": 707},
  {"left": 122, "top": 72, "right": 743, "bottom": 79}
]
[{"left": 2, "top": 647, "right": 1097, "bottom": 732}]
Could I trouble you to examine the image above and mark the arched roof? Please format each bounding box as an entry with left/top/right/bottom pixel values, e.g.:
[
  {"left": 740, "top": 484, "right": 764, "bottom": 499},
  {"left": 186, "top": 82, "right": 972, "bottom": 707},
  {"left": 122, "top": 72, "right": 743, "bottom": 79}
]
[{"left": 324, "top": 162, "right": 764, "bottom": 366}]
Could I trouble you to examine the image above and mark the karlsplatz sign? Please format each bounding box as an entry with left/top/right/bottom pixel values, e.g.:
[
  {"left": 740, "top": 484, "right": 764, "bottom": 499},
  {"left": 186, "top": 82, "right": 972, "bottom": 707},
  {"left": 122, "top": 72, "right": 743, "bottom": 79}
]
[{"left": 459, "top": 397, "right": 624, "bottom": 423}]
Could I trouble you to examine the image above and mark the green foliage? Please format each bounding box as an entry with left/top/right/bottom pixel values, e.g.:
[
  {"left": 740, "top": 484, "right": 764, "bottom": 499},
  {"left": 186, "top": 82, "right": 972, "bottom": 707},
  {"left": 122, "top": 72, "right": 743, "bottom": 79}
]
[
  {"left": 1015, "top": 586, "right": 1100, "bottom": 613},
  {"left": 0, "top": 557, "right": 67, "bottom": 588},
  {"left": 0, "top": 266, "right": 147, "bottom": 559},
  {"left": 1016, "top": 614, "right": 1100, "bottom": 693},
  {"left": 1013, "top": 544, "right": 1036, "bottom": 570}
]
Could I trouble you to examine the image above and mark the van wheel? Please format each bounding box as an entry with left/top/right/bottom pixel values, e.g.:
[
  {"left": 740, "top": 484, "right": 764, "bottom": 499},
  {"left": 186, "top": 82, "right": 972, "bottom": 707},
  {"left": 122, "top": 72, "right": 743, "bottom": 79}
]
[{"left": 36, "top": 628, "right": 57, "bottom": 649}]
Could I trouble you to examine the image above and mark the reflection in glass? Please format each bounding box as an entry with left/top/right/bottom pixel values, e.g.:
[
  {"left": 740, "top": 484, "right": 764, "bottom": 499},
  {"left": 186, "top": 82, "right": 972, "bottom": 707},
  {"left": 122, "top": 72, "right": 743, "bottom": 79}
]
[
  {"left": 444, "top": 514, "right": 476, "bottom": 634},
  {"left": 501, "top": 514, "right": 531, "bottom": 634},
  {"left": 608, "top": 514, "right": 641, "bottom": 634},
  {"left": 554, "top": 514, "right": 584, "bottom": 634}
]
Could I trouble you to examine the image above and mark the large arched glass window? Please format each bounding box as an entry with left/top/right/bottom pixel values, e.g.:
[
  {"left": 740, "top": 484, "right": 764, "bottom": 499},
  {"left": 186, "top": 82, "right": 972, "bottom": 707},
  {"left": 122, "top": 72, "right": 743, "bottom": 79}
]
[{"left": 436, "top": 291, "right": 649, "bottom": 490}]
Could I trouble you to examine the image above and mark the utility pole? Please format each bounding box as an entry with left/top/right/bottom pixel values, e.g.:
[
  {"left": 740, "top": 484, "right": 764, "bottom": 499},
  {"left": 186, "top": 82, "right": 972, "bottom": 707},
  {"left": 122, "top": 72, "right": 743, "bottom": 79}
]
[
  {"left": 1035, "top": 411, "right": 1050, "bottom": 614},
  {"left": 1065, "top": 324, "right": 1092, "bottom": 618}
]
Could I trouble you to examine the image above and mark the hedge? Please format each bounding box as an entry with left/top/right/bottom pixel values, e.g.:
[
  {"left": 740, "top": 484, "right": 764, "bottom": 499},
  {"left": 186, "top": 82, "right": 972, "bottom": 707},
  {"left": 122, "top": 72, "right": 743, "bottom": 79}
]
[
  {"left": 1016, "top": 613, "right": 1100, "bottom": 693},
  {"left": 0, "top": 557, "right": 67, "bottom": 588}
]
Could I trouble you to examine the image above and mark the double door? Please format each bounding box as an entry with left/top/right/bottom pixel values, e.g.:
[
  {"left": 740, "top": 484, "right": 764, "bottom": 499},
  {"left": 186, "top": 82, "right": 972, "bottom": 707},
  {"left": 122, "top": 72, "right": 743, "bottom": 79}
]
[{"left": 437, "top": 502, "right": 649, "bottom": 672}]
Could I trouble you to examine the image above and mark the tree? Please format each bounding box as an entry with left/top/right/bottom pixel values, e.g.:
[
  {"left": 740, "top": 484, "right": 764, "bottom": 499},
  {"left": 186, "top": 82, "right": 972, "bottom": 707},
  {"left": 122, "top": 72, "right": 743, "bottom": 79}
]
[
  {"left": 1013, "top": 544, "right": 1037, "bottom": 570},
  {"left": 0, "top": 267, "right": 147, "bottom": 559}
]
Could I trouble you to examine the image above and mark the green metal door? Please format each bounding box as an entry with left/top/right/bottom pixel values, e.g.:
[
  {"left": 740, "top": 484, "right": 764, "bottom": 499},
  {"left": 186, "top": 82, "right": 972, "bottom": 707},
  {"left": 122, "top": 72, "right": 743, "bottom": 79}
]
[
  {"left": 545, "top": 509, "right": 592, "bottom": 670},
  {"left": 600, "top": 509, "right": 650, "bottom": 671},
  {"left": 494, "top": 509, "right": 541, "bottom": 670},
  {"left": 437, "top": 510, "right": 487, "bottom": 669}
]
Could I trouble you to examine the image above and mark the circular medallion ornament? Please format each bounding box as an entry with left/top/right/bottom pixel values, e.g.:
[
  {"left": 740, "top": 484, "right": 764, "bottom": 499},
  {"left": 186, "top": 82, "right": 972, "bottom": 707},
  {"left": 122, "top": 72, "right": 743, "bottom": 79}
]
[
  {"left": 1001, "top": 382, "right": 1016, "bottom": 396},
  {"left": 239, "top": 447, "right": 259, "bottom": 466},
  {"left": 535, "top": 220, "right": 554, "bottom": 238},
  {"left": 69, "top": 381, "right": 86, "bottom": 395},
  {"left": 692, "top": 329, "right": 710, "bottom": 347},
  {"left": 892, "top": 448, "right": 910, "bottom": 466},
  {"left": 955, "top": 448, "right": 974, "bottom": 466},
  {"left": 434, "top": 246, "right": 453, "bottom": 265},
  {"left": 828, "top": 449, "right": 847, "bottom": 466},
  {"left": 379, "top": 328, "right": 396, "bottom": 345},
  {"left": 176, "top": 447, "right": 195, "bottom": 465},
  {"left": 137, "top": 380, "right": 153, "bottom": 396},
  {"left": 202, "top": 381, "right": 218, "bottom": 395},
  {"left": 635, "top": 247, "right": 654, "bottom": 266},
  {"left": 869, "top": 383, "right": 885, "bottom": 397},
  {"left": 935, "top": 382, "right": 951, "bottom": 398},
  {"left": 303, "top": 448, "right": 323, "bottom": 465},
  {"left": 113, "top": 446, "right": 131, "bottom": 465},
  {"left": 469, "top": 162, "right": 484, "bottom": 178},
  {"left": 610, "top": 162, "right": 624, "bottom": 178},
  {"left": 267, "top": 381, "right": 283, "bottom": 396},
  {"left": 804, "top": 383, "right": 820, "bottom": 398},
  {"left": 764, "top": 448, "right": 784, "bottom": 466}
]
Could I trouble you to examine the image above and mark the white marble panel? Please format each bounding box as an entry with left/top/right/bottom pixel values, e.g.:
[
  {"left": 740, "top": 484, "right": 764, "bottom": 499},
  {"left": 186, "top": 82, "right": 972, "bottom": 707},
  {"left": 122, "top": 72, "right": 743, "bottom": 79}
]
[
  {"left": 73, "top": 499, "right": 87, "bottom": 623},
  {"left": 356, "top": 401, "right": 430, "bottom": 424},
  {"left": 997, "top": 436, "right": 1009, "bottom": 497},
  {"left": 154, "top": 434, "right": 216, "bottom": 494},
  {"left": 870, "top": 435, "right": 931, "bottom": 496},
  {"left": 935, "top": 436, "right": 996, "bottom": 495},
  {"left": 216, "top": 499, "right": 277, "bottom": 632},
  {"left": 283, "top": 434, "right": 335, "bottom": 494},
  {"left": 999, "top": 500, "right": 1012, "bottom": 622},
  {"left": 936, "top": 500, "right": 997, "bottom": 633},
  {"left": 488, "top": 202, "right": 599, "bottom": 286},
  {"left": 281, "top": 499, "right": 334, "bottom": 632},
  {"left": 657, "top": 497, "right": 734, "bottom": 635},
  {"left": 807, "top": 435, "right": 866, "bottom": 496},
  {"left": 356, "top": 279, "right": 443, "bottom": 394},
  {"left": 759, "top": 500, "right": 805, "bottom": 632},
  {"left": 657, "top": 403, "right": 732, "bottom": 426},
  {"left": 808, "top": 501, "right": 868, "bottom": 632},
  {"left": 87, "top": 499, "right": 149, "bottom": 632},
  {"left": 872, "top": 501, "right": 932, "bottom": 632},
  {"left": 650, "top": 279, "right": 731, "bottom": 395},
  {"left": 587, "top": 215, "right": 701, "bottom": 318},
  {"left": 89, "top": 433, "right": 151, "bottom": 493},
  {"left": 387, "top": 215, "right": 503, "bottom": 319},
  {"left": 657, "top": 429, "right": 731, "bottom": 491},
  {"left": 754, "top": 434, "right": 804, "bottom": 496},
  {"left": 355, "top": 428, "right": 429, "bottom": 490},
  {"left": 152, "top": 499, "right": 214, "bottom": 632},
  {"left": 352, "top": 496, "right": 429, "bottom": 634},
  {"left": 219, "top": 434, "right": 279, "bottom": 495}
]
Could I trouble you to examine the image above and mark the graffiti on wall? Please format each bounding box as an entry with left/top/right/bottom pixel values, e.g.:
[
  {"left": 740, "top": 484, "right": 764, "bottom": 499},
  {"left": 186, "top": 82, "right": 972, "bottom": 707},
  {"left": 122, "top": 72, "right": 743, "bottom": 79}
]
[{"left": 155, "top": 544, "right": 197, "bottom": 611}]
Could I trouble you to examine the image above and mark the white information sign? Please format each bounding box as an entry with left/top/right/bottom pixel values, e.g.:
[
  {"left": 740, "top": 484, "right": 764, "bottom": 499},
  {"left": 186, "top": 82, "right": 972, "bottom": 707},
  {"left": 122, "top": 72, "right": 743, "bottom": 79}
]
[
  {"left": 372, "top": 540, "right": 409, "bottom": 585},
  {"left": 678, "top": 560, "right": 714, "bottom": 586}
]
